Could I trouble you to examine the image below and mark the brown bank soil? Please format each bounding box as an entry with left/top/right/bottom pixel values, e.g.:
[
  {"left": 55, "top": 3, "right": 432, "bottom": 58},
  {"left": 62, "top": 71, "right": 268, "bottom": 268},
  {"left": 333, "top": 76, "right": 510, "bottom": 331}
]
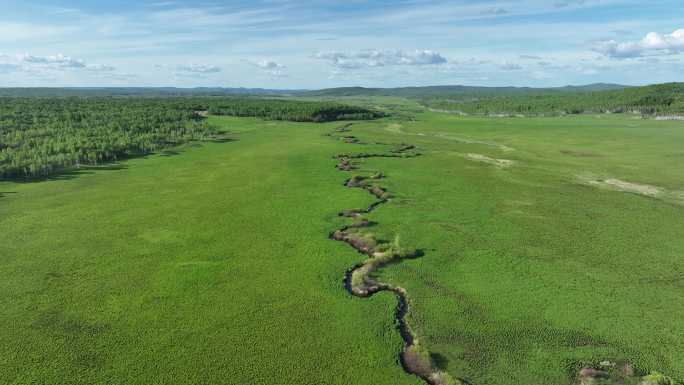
[{"left": 328, "top": 124, "right": 462, "bottom": 385}]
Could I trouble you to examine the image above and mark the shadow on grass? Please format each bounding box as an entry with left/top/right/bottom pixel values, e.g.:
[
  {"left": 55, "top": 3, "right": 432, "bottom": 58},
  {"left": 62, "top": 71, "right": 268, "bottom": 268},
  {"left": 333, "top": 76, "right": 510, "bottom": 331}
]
[
  {"left": 430, "top": 352, "right": 450, "bottom": 371},
  {"left": 362, "top": 220, "right": 379, "bottom": 228},
  {"left": 210, "top": 137, "right": 237, "bottom": 143},
  {"left": 2, "top": 137, "right": 238, "bottom": 184},
  {"left": 6, "top": 168, "right": 100, "bottom": 184},
  {"left": 0, "top": 191, "right": 17, "bottom": 199},
  {"left": 81, "top": 164, "right": 129, "bottom": 171}
]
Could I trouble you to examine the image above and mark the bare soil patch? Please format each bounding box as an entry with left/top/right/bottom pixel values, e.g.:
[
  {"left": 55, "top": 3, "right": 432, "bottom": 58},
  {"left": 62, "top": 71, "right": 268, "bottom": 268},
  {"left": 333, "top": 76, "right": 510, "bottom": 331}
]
[
  {"left": 463, "top": 153, "right": 515, "bottom": 168},
  {"left": 585, "top": 178, "right": 663, "bottom": 197}
]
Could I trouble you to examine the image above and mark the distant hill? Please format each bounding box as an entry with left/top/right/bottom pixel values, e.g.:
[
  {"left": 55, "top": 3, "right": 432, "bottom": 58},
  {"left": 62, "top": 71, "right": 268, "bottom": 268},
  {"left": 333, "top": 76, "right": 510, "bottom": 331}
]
[
  {"left": 421, "top": 82, "right": 684, "bottom": 116},
  {"left": 303, "top": 83, "right": 629, "bottom": 98},
  {"left": 555, "top": 83, "right": 630, "bottom": 92},
  {"left": 0, "top": 84, "right": 629, "bottom": 98},
  {"left": 2, "top": 82, "right": 680, "bottom": 117},
  {"left": 0, "top": 87, "right": 301, "bottom": 97}
]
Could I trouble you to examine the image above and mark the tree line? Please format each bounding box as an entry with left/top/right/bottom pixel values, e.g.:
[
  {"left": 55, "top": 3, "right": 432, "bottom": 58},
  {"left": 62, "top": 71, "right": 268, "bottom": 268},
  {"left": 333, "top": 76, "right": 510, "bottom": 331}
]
[
  {"left": 206, "top": 98, "right": 383, "bottom": 122},
  {"left": 0, "top": 97, "right": 382, "bottom": 179},
  {"left": 421, "top": 83, "right": 684, "bottom": 116}
]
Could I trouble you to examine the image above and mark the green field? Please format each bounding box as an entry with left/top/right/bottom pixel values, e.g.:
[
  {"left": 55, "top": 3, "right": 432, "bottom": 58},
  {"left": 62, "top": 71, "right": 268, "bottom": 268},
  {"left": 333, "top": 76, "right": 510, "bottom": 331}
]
[
  {"left": 2, "top": 107, "right": 683, "bottom": 385},
  {"left": 345, "top": 112, "right": 684, "bottom": 385},
  {"left": 0, "top": 117, "right": 419, "bottom": 385}
]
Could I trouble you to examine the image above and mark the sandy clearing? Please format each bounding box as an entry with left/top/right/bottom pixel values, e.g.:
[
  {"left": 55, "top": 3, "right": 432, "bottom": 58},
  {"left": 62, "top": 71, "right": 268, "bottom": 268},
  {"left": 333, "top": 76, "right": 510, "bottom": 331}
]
[
  {"left": 586, "top": 178, "right": 663, "bottom": 197},
  {"left": 463, "top": 153, "right": 515, "bottom": 168},
  {"left": 580, "top": 175, "right": 684, "bottom": 206}
]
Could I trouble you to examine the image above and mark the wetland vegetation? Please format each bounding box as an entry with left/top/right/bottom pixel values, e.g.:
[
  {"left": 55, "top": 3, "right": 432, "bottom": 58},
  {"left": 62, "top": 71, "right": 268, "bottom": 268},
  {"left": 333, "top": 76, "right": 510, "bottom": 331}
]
[{"left": 1, "top": 86, "right": 683, "bottom": 385}]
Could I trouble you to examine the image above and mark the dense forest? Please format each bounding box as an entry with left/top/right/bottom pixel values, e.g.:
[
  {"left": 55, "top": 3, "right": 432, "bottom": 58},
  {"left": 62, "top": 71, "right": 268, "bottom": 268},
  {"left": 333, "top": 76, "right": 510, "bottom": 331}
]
[
  {"left": 421, "top": 83, "right": 684, "bottom": 116},
  {"left": 0, "top": 97, "right": 381, "bottom": 179},
  {"left": 206, "top": 99, "right": 382, "bottom": 122},
  {"left": 0, "top": 98, "right": 216, "bottom": 179}
]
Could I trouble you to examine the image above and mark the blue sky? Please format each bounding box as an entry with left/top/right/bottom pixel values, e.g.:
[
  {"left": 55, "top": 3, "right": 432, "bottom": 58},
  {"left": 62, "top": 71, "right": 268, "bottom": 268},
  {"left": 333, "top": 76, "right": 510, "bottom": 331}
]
[{"left": 0, "top": 0, "right": 682, "bottom": 88}]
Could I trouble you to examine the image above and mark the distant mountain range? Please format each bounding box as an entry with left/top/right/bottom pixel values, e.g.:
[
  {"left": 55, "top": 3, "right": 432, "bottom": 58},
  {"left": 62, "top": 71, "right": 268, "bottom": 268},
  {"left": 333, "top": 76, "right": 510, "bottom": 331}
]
[
  {"left": 301, "top": 83, "right": 630, "bottom": 97},
  {"left": 421, "top": 82, "right": 684, "bottom": 116},
  {"left": 0, "top": 87, "right": 301, "bottom": 97},
  {"left": 0, "top": 83, "right": 631, "bottom": 98}
]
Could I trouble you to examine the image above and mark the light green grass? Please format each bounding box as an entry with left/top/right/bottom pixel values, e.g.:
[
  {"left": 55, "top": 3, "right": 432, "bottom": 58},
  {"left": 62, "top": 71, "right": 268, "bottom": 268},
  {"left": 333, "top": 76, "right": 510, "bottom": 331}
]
[
  {"left": 2, "top": 111, "right": 683, "bottom": 385},
  {"left": 345, "top": 112, "right": 684, "bottom": 385},
  {"left": 0, "top": 117, "right": 420, "bottom": 385}
]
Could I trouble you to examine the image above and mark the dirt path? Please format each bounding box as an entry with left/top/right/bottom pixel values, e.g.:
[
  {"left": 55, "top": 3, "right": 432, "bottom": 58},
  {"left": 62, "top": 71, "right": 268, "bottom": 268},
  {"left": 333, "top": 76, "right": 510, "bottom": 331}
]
[{"left": 328, "top": 124, "right": 460, "bottom": 385}]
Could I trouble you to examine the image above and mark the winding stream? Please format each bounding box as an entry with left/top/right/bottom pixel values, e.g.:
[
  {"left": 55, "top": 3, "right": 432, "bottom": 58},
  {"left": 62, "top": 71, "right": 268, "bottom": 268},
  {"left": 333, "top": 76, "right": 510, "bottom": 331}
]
[{"left": 327, "top": 124, "right": 459, "bottom": 385}]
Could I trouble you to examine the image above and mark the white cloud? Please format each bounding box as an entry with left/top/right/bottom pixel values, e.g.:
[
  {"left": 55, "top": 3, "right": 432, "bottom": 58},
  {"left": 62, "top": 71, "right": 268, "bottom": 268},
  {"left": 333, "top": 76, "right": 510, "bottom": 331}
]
[
  {"left": 86, "top": 64, "right": 116, "bottom": 72},
  {"left": 248, "top": 59, "right": 287, "bottom": 77},
  {"left": 315, "top": 49, "right": 447, "bottom": 69},
  {"left": 175, "top": 63, "right": 222, "bottom": 73},
  {"left": 19, "top": 53, "right": 86, "bottom": 68},
  {"left": 594, "top": 28, "right": 684, "bottom": 58},
  {"left": 0, "top": 0, "right": 677, "bottom": 88},
  {"left": 500, "top": 61, "right": 523, "bottom": 70},
  {"left": 13, "top": 53, "right": 118, "bottom": 74},
  {"left": 253, "top": 59, "right": 285, "bottom": 70},
  {"left": 0, "top": 52, "right": 125, "bottom": 79}
]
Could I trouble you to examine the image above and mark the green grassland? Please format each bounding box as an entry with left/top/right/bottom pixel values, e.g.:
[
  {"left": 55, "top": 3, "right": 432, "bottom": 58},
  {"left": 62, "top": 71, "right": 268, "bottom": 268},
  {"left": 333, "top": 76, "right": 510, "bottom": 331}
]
[
  {"left": 340, "top": 112, "right": 684, "bottom": 385},
  {"left": 1, "top": 106, "right": 683, "bottom": 385},
  {"left": 0, "top": 116, "right": 420, "bottom": 385}
]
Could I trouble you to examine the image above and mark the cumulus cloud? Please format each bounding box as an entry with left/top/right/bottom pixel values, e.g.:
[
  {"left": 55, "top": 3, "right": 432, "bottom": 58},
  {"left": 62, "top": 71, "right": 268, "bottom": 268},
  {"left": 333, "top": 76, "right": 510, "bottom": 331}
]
[
  {"left": 18, "top": 53, "right": 86, "bottom": 68},
  {"left": 253, "top": 59, "right": 285, "bottom": 70},
  {"left": 0, "top": 52, "right": 116, "bottom": 78},
  {"left": 314, "top": 49, "right": 447, "bottom": 69},
  {"left": 239, "top": 58, "right": 287, "bottom": 77},
  {"left": 175, "top": 63, "right": 222, "bottom": 73},
  {"left": 13, "top": 53, "right": 117, "bottom": 73},
  {"left": 86, "top": 64, "right": 116, "bottom": 72},
  {"left": 248, "top": 59, "right": 287, "bottom": 77},
  {"left": 594, "top": 28, "right": 684, "bottom": 58},
  {"left": 500, "top": 61, "right": 523, "bottom": 70}
]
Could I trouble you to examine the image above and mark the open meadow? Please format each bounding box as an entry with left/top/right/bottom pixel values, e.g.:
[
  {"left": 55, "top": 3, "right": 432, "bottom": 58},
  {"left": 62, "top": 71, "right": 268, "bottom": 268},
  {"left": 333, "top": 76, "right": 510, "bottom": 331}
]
[
  {"left": 4, "top": 1, "right": 684, "bottom": 383},
  {"left": 0, "top": 114, "right": 416, "bottom": 385},
  {"left": 2, "top": 97, "right": 683, "bottom": 385}
]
